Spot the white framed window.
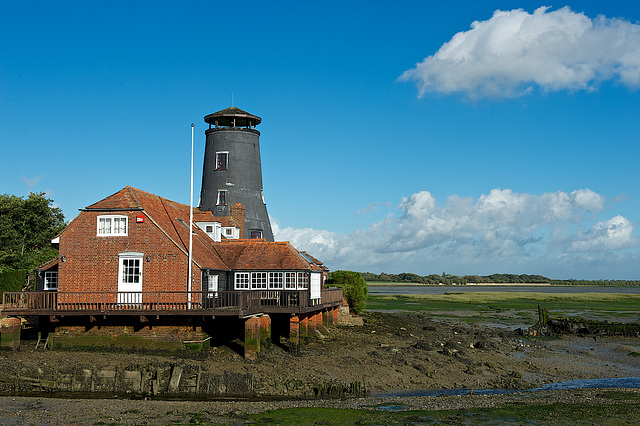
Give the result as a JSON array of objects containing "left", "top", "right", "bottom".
[
  {"left": 121, "top": 258, "right": 141, "bottom": 284},
  {"left": 235, "top": 272, "right": 250, "bottom": 289},
  {"left": 197, "top": 222, "right": 222, "bottom": 242},
  {"left": 251, "top": 272, "right": 267, "bottom": 289},
  {"left": 44, "top": 271, "right": 58, "bottom": 290},
  {"left": 222, "top": 227, "right": 239, "bottom": 239},
  {"left": 297, "top": 272, "right": 308, "bottom": 289},
  {"left": 285, "top": 272, "right": 297, "bottom": 290},
  {"left": 217, "top": 190, "right": 227, "bottom": 206},
  {"left": 216, "top": 151, "right": 229, "bottom": 170},
  {"left": 268, "top": 272, "right": 283, "bottom": 289},
  {"left": 97, "top": 215, "right": 128, "bottom": 236}
]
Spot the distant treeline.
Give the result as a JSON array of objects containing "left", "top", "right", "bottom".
[{"left": 361, "top": 272, "right": 640, "bottom": 286}]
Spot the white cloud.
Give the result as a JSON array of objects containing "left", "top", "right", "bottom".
[
  {"left": 568, "top": 215, "right": 635, "bottom": 252},
  {"left": 273, "top": 188, "right": 638, "bottom": 278},
  {"left": 400, "top": 6, "right": 640, "bottom": 99}
]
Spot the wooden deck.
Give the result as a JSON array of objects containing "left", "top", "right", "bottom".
[{"left": 1, "top": 288, "right": 343, "bottom": 317}]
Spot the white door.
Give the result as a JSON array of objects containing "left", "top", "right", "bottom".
[
  {"left": 207, "top": 272, "right": 218, "bottom": 299},
  {"left": 118, "top": 254, "right": 143, "bottom": 304},
  {"left": 310, "top": 272, "right": 321, "bottom": 301}
]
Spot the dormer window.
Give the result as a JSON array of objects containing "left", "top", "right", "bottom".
[
  {"left": 196, "top": 222, "right": 222, "bottom": 242},
  {"left": 97, "top": 215, "right": 128, "bottom": 236},
  {"left": 249, "top": 229, "right": 262, "bottom": 239}
]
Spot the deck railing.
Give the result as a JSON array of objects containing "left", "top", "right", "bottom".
[{"left": 1, "top": 288, "right": 343, "bottom": 315}]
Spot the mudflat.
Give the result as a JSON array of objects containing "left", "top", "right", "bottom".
[{"left": 1, "top": 311, "right": 639, "bottom": 424}]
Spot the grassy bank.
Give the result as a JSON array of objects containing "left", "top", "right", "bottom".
[
  {"left": 367, "top": 292, "right": 640, "bottom": 324},
  {"left": 244, "top": 390, "right": 640, "bottom": 425}
]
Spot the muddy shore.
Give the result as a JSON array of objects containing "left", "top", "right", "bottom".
[{"left": 1, "top": 311, "right": 639, "bottom": 423}]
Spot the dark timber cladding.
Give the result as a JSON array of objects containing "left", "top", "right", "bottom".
[{"left": 200, "top": 106, "right": 274, "bottom": 241}]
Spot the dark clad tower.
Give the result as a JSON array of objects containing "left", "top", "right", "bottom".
[{"left": 199, "top": 106, "right": 274, "bottom": 241}]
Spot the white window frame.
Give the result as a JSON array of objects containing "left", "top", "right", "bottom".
[
  {"left": 285, "top": 272, "right": 297, "bottom": 290},
  {"left": 268, "top": 272, "right": 283, "bottom": 289},
  {"left": 44, "top": 271, "right": 58, "bottom": 291},
  {"left": 217, "top": 190, "right": 227, "bottom": 206},
  {"left": 215, "top": 151, "right": 229, "bottom": 170},
  {"left": 222, "top": 227, "right": 239, "bottom": 239},
  {"left": 251, "top": 272, "right": 267, "bottom": 289},
  {"left": 197, "top": 221, "right": 222, "bottom": 242},
  {"left": 234, "top": 272, "right": 250, "bottom": 290},
  {"left": 297, "top": 272, "right": 309, "bottom": 289},
  {"left": 97, "top": 215, "right": 128, "bottom": 236}
]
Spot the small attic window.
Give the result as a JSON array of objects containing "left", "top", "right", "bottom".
[
  {"left": 249, "top": 229, "right": 262, "bottom": 239},
  {"left": 97, "top": 215, "right": 128, "bottom": 236},
  {"left": 197, "top": 222, "right": 221, "bottom": 242}
]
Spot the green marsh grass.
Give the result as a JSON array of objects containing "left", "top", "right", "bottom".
[
  {"left": 244, "top": 394, "right": 640, "bottom": 425},
  {"left": 367, "top": 292, "right": 640, "bottom": 323}
]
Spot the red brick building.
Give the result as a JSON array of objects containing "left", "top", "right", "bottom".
[
  {"left": 3, "top": 186, "right": 341, "bottom": 357},
  {"left": 36, "top": 186, "right": 328, "bottom": 299}
]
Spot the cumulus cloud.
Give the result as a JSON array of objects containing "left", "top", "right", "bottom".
[
  {"left": 400, "top": 6, "right": 640, "bottom": 98},
  {"left": 273, "top": 188, "right": 638, "bottom": 278}
]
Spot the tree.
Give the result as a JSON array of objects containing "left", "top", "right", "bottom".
[
  {"left": 327, "top": 270, "right": 368, "bottom": 314},
  {"left": 0, "top": 193, "right": 65, "bottom": 289}
]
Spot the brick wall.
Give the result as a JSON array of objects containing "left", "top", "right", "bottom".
[
  {"left": 230, "top": 203, "right": 245, "bottom": 237},
  {"left": 58, "top": 211, "right": 200, "bottom": 296}
]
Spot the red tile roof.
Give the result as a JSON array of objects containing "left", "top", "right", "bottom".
[
  {"left": 76, "top": 186, "right": 327, "bottom": 273},
  {"left": 84, "top": 186, "right": 143, "bottom": 210},
  {"left": 216, "top": 240, "right": 314, "bottom": 270}
]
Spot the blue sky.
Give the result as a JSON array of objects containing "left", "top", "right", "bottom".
[{"left": 2, "top": 1, "right": 639, "bottom": 279}]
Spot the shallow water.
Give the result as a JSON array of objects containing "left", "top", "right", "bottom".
[
  {"left": 375, "top": 376, "right": 640, "bottom": 398},
  {"left": 369, "top": 285, "right": 640, "bottom": 296}
]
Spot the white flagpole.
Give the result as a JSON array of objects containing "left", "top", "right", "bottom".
[{"left": 188, "top": 123, "right": 194, "bottom": 309}]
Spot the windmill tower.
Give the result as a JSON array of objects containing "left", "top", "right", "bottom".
[{"left": 199, "top": 106, "right": 274, "bottom": 241}]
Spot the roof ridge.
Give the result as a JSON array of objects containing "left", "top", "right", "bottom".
[{"left": 126, "top": 186, "right": 144, "bottom": 209}]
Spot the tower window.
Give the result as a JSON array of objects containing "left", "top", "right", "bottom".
[
  {"left": 250, "top": 229, "right": 263, "bottom": 239},
  {"left": 216, "top": 152, "right": 228, "bottom": 170},
  {"left": 217, "top": 190, "right": 227, "bottom": 206}
]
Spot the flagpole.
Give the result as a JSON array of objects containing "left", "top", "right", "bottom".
[{"left": 188, "top": 123, "right": 194, "bottom": 309}]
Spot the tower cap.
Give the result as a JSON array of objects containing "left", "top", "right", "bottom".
[{"left": 204, "top": 106, "right": 262, "bottom": 127}]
